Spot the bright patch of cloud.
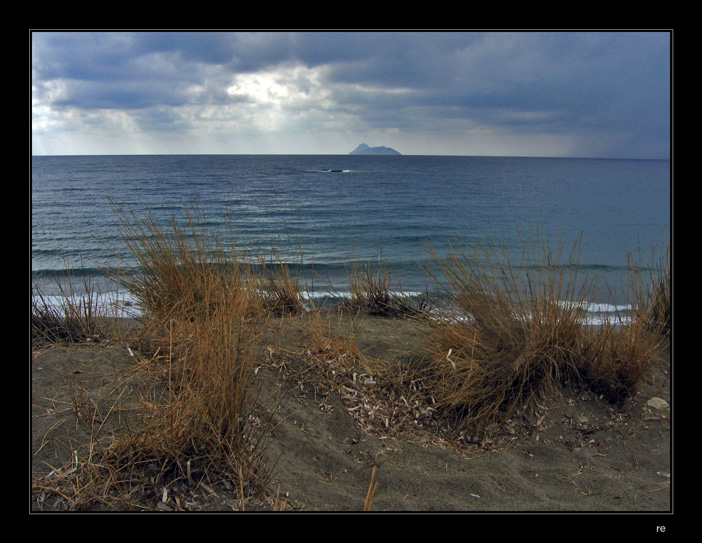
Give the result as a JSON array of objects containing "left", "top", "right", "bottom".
[{"left": 31, "top": 31, "right": 671, "bottom": 158}]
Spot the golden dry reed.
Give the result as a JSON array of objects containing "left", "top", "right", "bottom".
[
  {"left": 419, "top": 230, "right": 669, "bottom": 432},
  {"left": 33, "top": 203, "right": 280, "bottom": 509},
  {"left": 31, "top": 265, "right": 104, "bottom": 344},
  {"left": 343, "top": 251, "right": 427, "bottom": 317}
]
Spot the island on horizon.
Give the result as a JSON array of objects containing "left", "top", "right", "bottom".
[{"left": 349, "top": 143, "right": 401, "bottom": 156}]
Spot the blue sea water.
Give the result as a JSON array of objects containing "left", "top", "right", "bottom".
[{"left": 31, "top": 154, "right": 670, "bottom": 321}]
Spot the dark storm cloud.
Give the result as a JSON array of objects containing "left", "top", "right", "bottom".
[
  {"left": 32, "top": 31, "right": 671, "bottom": 158},
  {"left": 321, "top": 31, "right": 670, "bottom": 135},
  {"left": 299, "top": 31, "right": 670, "bottom": 144},
  {"left": 33, "top": 31, "right": 670, "bottom": 114}
]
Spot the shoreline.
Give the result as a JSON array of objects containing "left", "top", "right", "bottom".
[{"left": 32, "top": 286, "right": 636, "bottom": 328}]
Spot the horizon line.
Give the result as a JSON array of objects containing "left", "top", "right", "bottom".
[{"left": 31, "top": 152, "right": 671, "bottom": 161}]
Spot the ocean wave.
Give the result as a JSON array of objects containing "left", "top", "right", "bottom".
[
  {"left": 31, "top": 290, "right": 140, "bottom": 319},
  {"left": 32, "top": 285, "right": 631, "bottom": 327},
  {"left": 31, "top": 288, "right": 428, "bottom": 319}
]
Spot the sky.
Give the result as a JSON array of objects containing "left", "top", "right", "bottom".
[{"left": 31, "top": 31, "right": 671, "bottom": 159}]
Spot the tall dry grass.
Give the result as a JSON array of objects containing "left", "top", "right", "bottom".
[
  {"left": 630, "top": 242, "right": 671, "bottom": 339},
  {"left": 112, "top": 202, "right": 304, "bottom": 322},
  {"left": 31, "top": 270, "right": 104, "bottom": 345},
  {"left": 343, "top": 252, "right": 427, "bottom": 317},
  {"left": 90, "top": 203, "right": 275, "bottom": 507},
  {"left": 111, "top": 202, "right": 244, "bottom": 321},
  {"left": 420, "top": 233, "right": 590, "bottom": 429},
  {"left": 254, "top": 246, "right": 306, "bottom": 317},
  {"left": 32, "top": 203, "right": 282, "bottom": 509},
  {"left": 104, "top": 286, "right": 271, "bottom": 505},
  {"left": 577, "top": 241, "right": 670, "bottom": 403},
  {"left": 419, "top": 231, "right": 669, "bottom": 432}
]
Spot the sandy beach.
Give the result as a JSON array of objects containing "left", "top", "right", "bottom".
[{"left": 31, "top": 309, "right": 671, "bottom": 519}]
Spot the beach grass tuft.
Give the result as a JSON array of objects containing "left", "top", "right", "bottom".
[
  {"left": 103, "top": 285, "right": 272, "bottom": 506},
  {"left": 254, "top": 246, "right": 307, "bottom": 317},
  {"left": 418, "top": 231, "right": 668, "bottom": 432},
  {"left": 31, "top": 270, "right": 104, "bottom": 345},
  {"left": 419, "top": 233, "right": 589, "bottom": 430},
  {"left": 632, "top": 242, "right": 671, "bottom": 339},
  {"left": 577, "top": 242, "right": 670, "bottom": 403},
  {"left": 342, "top": 252, "right": 428, "bottom": 317},
  {"left": 69, "top": 202, "right": 276, "bottom": 508}
]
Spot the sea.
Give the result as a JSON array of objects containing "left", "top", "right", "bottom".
[{"left": 31, "top": 154, "right": 671, "bottom": 324}]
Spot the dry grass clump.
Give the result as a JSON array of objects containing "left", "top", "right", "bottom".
[
  {"left": 101, "top": 288, "right": 271, "bottom": 509},
  {"left": 648, "top": 279, "right": 671, "bottom": 338},
  {"left": 31, "top": 273, "right": 104, "bottom": 345},
  {"left": 33, "top": 203, "right": 282, "bottom": 510},
  {"left": 421, "top": 234, "right": 589, "bottom": 431},
  {"left": 111, "top": 203, "right": 247, "bottom": 321},
  {"left": 112, "top": 202, "right": 306, "bottom": 321},
  {"left": 342, "top": 253, "right": 427, "bottom": 317},
  {"left": 255, "top": 249, "right": 306, "bottom": 317},
  {"left": 419, "top": 232, "right": 668, "bottom": 433},
  {"left": 632, "top": 243, "right": 671, "bottom": 339},
  {"left": 577, "top": 243, "right": 670, "bottom": 403},
  {"left": 302, "top": 310, "right": 361, "bottom": 372},
  {"left": 577, "top": 319, "right": 664, "bottom": 404},
  {"left": 104, "top": 204, "right": 276, "bottom": 508}
]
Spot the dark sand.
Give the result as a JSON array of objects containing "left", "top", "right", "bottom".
[{"left": 31, "top": 312, "right": 672, "bottom": 522}]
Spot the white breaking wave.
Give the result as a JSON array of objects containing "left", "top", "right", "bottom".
[
  {"left": 31, "top": 291, "right": 141, "bottom": 319},
  {"left": 557, "top": 300, "right": 633, "bottom": 325},
  {"left": 427, "top": 299, "right": 633, "bottom": 327},
  {"left": 33, "top": 289, "right": 632, "bottom": 327}
]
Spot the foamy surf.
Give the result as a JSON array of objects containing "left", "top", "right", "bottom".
[
  {"left": 557, "top": 300, "right": 633, "bottom": 325},
  {"left": 425, "top": 299, "right": 633, "bottom": 327},
  {"left": 33, "top": 288, "right": 632, "bottom": 327},
  {"left": 31, "top": 291, "right": 141, "bottom": 319}
]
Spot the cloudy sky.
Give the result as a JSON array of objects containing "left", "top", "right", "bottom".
[{"left": 31, "top": 31, "right": 671, "bottom": 159}]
